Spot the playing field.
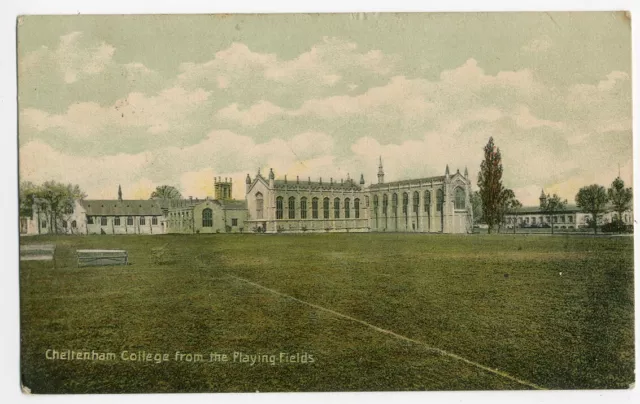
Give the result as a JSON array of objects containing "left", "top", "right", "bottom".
[{"left": 19, "top": 233, "right": 634, "bottom": 393}]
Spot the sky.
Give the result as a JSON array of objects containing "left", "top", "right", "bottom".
[{"left": 17, "top": 12, "right": 632, "bottom": 205}]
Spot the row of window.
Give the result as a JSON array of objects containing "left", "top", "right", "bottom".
[
  {"left": 371, "top": 188, "right": 466, "bottom": 214},
  {"left": 40, "top": 220, "right": 77, "bottom": 229},
  {"left": 87, "top": 216, "right": 159, "bottom": 226},
  {"left": 272, "top": 196, "right": 362, "bottom": 220},
  {"left": 168, "top": 209, "right": 239, "bottom": 228},
  {"left": 507, "top": 215, "right": 574, "bottom": 225}
]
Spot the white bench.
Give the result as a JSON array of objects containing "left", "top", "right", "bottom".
[
  {"left": 20, "top": 244, "right": 56, "bottom": 261},
  {"left": 77, "top": 249, "right": 129, "bottom": 267}
]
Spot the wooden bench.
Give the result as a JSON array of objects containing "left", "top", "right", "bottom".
[
  {"left": 77, "top": 249, "right": 128, "bottom": 267},
  {"left": 20, "top": 244, "right": 56, "bottom": 261}
]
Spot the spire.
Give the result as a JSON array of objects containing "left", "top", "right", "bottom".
[
  {"left": 377, "top": 156, "right": 385, "bottom": 184},
  {"left": 245, "top": 174, "right": 251, "bottom": 184},
  {"left": 360, "top": 173, "right": 365, "bottom": 185},
  {"left": 117, "top": 185, "right": 122, "bottom": 201},
  {"left": 445, "top": 164, "right": 450, "bottom": 176},
  {"left": 464, "top": 166, "right": 469, "bottom": 178},
  {"left": 268, "top": 168, "right": 275, "bottom": 180}
]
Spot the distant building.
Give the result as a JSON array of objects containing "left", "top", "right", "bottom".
[
  {"left": 244, "top": 160, "right": 473, "bottom": 234},
  {"left": 503, "top": 189, "right": 633, "bottom": 230}
]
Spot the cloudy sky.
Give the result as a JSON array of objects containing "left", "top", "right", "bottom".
[{"left": 17, "top": 12, "right": 631, "bottom": 205}]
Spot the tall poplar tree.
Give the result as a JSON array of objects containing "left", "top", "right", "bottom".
[{"left": 477, "top": 137, "right": 504, "bottom": 234}]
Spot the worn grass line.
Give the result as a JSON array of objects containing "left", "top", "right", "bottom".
[{"left": 227, "top": 273, "right": 545, "bottom": 390}]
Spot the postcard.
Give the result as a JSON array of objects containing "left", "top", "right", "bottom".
[{"left": 17, "top": 12, "right": 634, "bottom": 393}]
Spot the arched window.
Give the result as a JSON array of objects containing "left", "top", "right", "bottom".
[
  {"left": 382, "top": 194, "right": 388, "bottom": 215},
  {"left": 255, "top": 192, "right": 264, "bottom": 219},
  {"left": 71, "top": 220, "right": 77, "bottom": 229},
  {"left": 323, "top": 198, "right": 330, "bottom": 219},
  {"left": 312, "top": 197, "right": 319, "bottom": 219},
  {"left": 334, "top": 198, "right": 341, "bottom": 219},
  {"left": 127, "top": 216, "right": 133, "bottom": 226},
  {"left": 373, "top": 195, "right": 379, "bottom": 212},
  {"left": 392, "top": 193, "right": 398, "bottom": 215},
  {"left": 424, "top": 191, "right": 431, "bottom": 212},
  {"left": 454, "top": 187, "right": 465, "bottom": 210},
  {"left": 436, "top": 189, "right": 444, "bottom": 212},
  {"left": 276, "top": 197, "right": 283, "bottom": 220},
  {"left": 413, "top": 191, "right": 419, "bottom": 213},
  {"left": 354, "top": 198, "right": 360, "bottom": 219},
  {"left": 344, "top": 198, "right": 350, "bottom": 219},
  {"left": 300, "top": 197, "right": 307, "bottom": 219},
  {"left": 288, "top": 196, "right": 296, "bottom": 219},
  {"left": 202, "top": 208, "right": 213, "bottom": 227},
  {"left": 402, "top": 192, "right": 409, "bottom": 214}
]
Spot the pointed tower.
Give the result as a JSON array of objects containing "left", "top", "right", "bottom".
[
  {"left": 360, "top": 173, "right": 365, "bottom": 185},
  {"left": 245, "top": 174, "right": 252, "bottom": 194},
  {"left": 377, "top": 156, "right": 385, "bottom": 184},
  {"left": 539, "top": 189, "right": 547, "bottom": 206},
  {"left": 117, "top": 185, "right": 123, "bottom": 201},
  {"left": 464, "top": 166, "right": 469, "bottom": 179},
  {"left": 268, "top": 168, "right": 275, "bottom": 188},
  {"left": 445, "top": 164, "right": 450, "bottom": 179}
]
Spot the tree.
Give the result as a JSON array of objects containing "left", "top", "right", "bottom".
[
  {"left": 495, "top": 188, "right": 522, "bottom": 234},
  {"left": 29, "top": 181, "right": 86, "bottom": 234},
  {"left": 477, "top": 137, "right": 504, "bottom": 234},
  {"left": 607, "top": 177, "right": 632, "bottom": 226},
  {"left": 576, "top": 185, "right": 609, "bottom": 234},
  {"left": 470, "top": 191, "right": 484, "bottom": 224},
  {"left": 540, "top": 193, "right": 567, "bottom": 235},
  {"left": 150, "top": 185, "right": 182, "bottom": 200},
  {"left": 19, "top": 181, "right": 39, "bottom": 218}
]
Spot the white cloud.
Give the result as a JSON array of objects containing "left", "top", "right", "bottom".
[
  {"left": 216, "top": 101, "right": 285, "bottom": 127},
  {"left": 512, "top": 105, "right": 564, "bottom": 130}
]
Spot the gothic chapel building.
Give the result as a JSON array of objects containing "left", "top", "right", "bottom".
[{"left": 244, "top": 159, "right": 473, "bottom": 234}]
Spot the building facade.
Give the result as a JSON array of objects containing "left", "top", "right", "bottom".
[{"left": 244, "top": 160, "right": 474, "bottom": 234}]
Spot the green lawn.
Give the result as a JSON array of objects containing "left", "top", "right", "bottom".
[{"left": 19, "top": 233, "right": 634, "bottom": 393}]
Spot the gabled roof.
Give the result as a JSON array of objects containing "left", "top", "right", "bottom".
[
  {"left": 369, "top": 175, "right": 446, "bottom": 189},
  {"left": 80, "top": 200, "right": 164, "bottom": 216}
]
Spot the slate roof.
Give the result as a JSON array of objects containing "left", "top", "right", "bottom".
[
  {"left": 369, "top": 175, "right": 446, "bottom": 189},
  {"left": 219, "top": 200, "right": 247, "bottom": 210},
  {"left": 80, "top": 200, "right": 164, "bottom": 216}
]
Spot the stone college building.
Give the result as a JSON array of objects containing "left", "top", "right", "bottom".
[{"left": 21, "top": 159, "right": 474, "bottom": 235}]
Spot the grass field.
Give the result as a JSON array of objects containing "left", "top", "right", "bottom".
[{"left": 19, "top": 233, "right": 634, "bottom": 393}]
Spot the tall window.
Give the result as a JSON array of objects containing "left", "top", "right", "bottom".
[
  {"left": 365, "top": 196, "right": 369, "bottom": 207},
  {"left": 127, "top": 216, "right": 134, "bottom": 226},
  {"left": 114, "top": 217, "right": 121, "bottom": 226},
  {"left": 373, "top": 195, "right": 379, "bottom": 213},
  {"left": 413, "top": 191, "right": 419, "bottom": 213},
  {"left": 354, "top": 198, "right": 360, "bottom": 219},
  {"left": 62, "top": 220, "right": 67, "bottom": 229},
  {"left": 402, "top": 193, "right": 409, "bottom": 214},
  {"left": 41, "top": 220, "right": 47, "bottom": 228},
  {"left": 323, "top": 198, "right": 330, "bottom": 219},
  {"left": 382, "top": 194, "right": 388, "bottom": 215},
  {"left": 424, "top": 191, "right": 431, "bottom": 212},
  {"left": 300, "top": 197, "right": 307, "bottom": 219},
  {"left": 436, "top": 189, "right": 444, "bottom": 212},
  {"left": 454, "top": 187, "right": 466, "bottom": 209},
  {"left": 202, "top": 208, "right": 213, "bottom": 227},
  {"left": 140, "top": 216, "right": 146, "bottom": 225},
  {"left": 71, "top": 220, "right": 77, "bottom": 228},
  {"left": 232, "top": 218, "right": 238, "bottom": 226},
  {"left": 312, "top": 198, "right": 319, "bottom": 219},
  {"left": 87, "top": 216, "right": 94, "bottom": 224},
  {"left": 152, "top": 216, "right": 158, "bottom": 225},
  {"left": 392, "top": 193, "right": 398, "bottom": 216},
  {"left": 344, "top": 198, "right": 350, "bottom": 219},
  {"left": 334, "top": 198, "right": 340, "bottom": 219},
  {"left": 288, "top": 196, "right": 296, "bottom": 219},
  {"left": 101, "top": 216, "right": 107, "bottom": 226},
  {"left": 255, "top": 192, "right": 264, "bottom": 220},
  {"left": 276, "top": 197, "right": 283, "bottom": 220}
]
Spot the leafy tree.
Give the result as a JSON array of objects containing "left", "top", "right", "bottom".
[
  {"left": 19, "top": 181, "right": 39, "bottom": 218},
  {"left": 539, "top": 193, "right": 567, "bottom": 235},
  {"left": 470, "top": 191, "right": 484, "bottom": 224},
  {"left": 576, "top": 185, "right": 609, "bottom": 234},
  {"left": 477, "top": 137, "right": 504, "bottom": 234},
  {"left": 495, "top": 189, "right": 522, "bottom": 234},
  {"left": 607, "top": 177, "right": 632, "bottom": 226},
  {"left": 150, "top": 185, "right": 182, "bottom": 200},
  {"left": 27, "top": 181, "right": 86, "bottom": 234}
]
